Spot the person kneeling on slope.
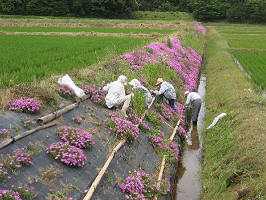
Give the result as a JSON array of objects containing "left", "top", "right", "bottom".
[{"left": 103, "top": 75, "right": 133, "bottom": 117}]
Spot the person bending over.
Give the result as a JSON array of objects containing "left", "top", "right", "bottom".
[
  {"left": 151, "top": 78, "right": 177, "bottom": 112},
  {"left": 129, "top": 78, "right": 153, "bottom": 107},
  {"left": 185, "top": 91, "right": 202, "bottom": 125}
]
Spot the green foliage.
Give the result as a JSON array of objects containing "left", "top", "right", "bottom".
[
  {"left": 131, "top": 90, "right": 147, "bottom": 117},
  {"left": 0, "top": 0, "right": 138, "bottom": 18},
  {"left": 146, "top": 111, "right": 163, "bottom": 128}
]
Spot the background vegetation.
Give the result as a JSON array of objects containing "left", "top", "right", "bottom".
[{"left": 0, "top": 0, "right": 266, "bottom": 23}]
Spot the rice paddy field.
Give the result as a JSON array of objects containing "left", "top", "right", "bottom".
[
  {"left": 0, "top": 28, "right": 157, "bottom": 88},
  {"left": 215, "top": 25, "right": 266, "bottom": 90}
]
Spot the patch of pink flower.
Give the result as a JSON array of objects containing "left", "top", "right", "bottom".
[
  {"left": 46, "top": 142, "right": 87, "bottom": 167},
  {"left": 120, "top": 169, "right": 170, "bottom": 199},
  {"left": 7, "top": 98, "right": 41, "bottom": 114},
  {"left": 105, "top": 112, "right": 139, "bottom": 142},
  {"left": 56, "top": 126, "right": 95, "bottom": 149}
]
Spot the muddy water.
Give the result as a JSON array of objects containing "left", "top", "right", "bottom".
[{"left": 175, "top": 74, "right": 206, "bottom": 200}]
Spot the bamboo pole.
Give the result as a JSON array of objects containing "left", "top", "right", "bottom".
[
  {"left": 37, "top": 102, "right": 79, "bottom": 125},
  {"left": 0, "top": 121, "right": 58, "bottom": 149},
  {"left": 14, "top": 121, "right": 58, "bottom": 141},
  {"left": 0, "top": 138, "right": 14, "bottom": 149},
  {"left": 154, "top": 119, "right": 181, "bottom": 200},
  {"left": 36, "top": 94, "right": 91, "bottom": 126},
  {"left": 83, "top": 97, "right": 156, "bottom": 200},
  {"left": 83, "top": 139, "right": 126, "bottom": 200}
]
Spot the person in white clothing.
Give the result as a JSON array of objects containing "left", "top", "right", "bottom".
[
  {"left": 129, "top": 78, "right": 152, "bottom": 107},
  {"left": 185, "top": 91, "right": 202, "bottom": 125},
  {"left": 103, "top": 75, "right": 132, "bottom": 117}
]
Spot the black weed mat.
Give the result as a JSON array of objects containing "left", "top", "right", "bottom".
[{"left": 0, "top": 98, "right": 179, "bottom": 200}]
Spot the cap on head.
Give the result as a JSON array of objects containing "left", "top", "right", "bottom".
[
  {"left": 185, "top": 91, "right": 189, "bottom": 96},
  {"left": 156, "top": 78, "right": 163, "bottom": 86},
  {"left": 129, "top": 79, "right": 140, "bottom": 88},
  {"left": 118, "top": 75, "right": 127, "bottom": 86}
]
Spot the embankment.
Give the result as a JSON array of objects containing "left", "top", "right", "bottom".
[{"left": 202, "top": 28, "right": 266, "bottom": 199}]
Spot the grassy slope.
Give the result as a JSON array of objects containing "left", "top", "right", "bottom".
[{"left": 202, "top": 28, "right": 266, "bottom": 199}]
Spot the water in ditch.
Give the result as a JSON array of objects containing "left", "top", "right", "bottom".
[{"left": 174, "top": 74, "right": 206, "bottom": 200}]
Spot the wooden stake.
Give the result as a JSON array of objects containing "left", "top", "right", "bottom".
[{"left": 83, "top": 139, "right": 126, "bottom": 200}]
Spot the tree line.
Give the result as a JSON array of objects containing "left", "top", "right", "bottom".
[{"left": 0, "top": 0, "right": 265, "bottom": 23}]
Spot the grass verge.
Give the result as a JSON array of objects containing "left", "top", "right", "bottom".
[{"left": 202, "top": 28, "right": 266, "bottom": 199}]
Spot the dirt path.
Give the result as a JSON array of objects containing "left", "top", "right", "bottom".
[{"left": 0, "top": 30, "right": 165, "bottom": 38}]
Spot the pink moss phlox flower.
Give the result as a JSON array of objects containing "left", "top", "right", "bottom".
[
  {"left": 120, "top": 169, "right": 170, "bottom": 199},
  {"left": 0, "top": 190, "right": 22, "bottom": 200},
  {"left": 81, "top": 84, "right": 107, "bottom": 105},
  {"left": 120, "top": 37, "right": 204, "bottom": 96},
  {"left": 126, "top": 108, "right": 141, "bottom": 125},
  {"left": 56, "top": 84, "right": 76, "bottom": 99},
  {"left": 46, "top": 142, "right": 87, "bottom": 167},
  {"left": 12, "top": 148, "right": 34, "bottom": 166},
  {"left": 105, "top": 112, "right": 139, "bottom": 142},
  {"left": 194, "top": 23, "right": 206, "bottom": 36},
  {"left": 0, "top": 129, "right": 10, "bottom": 134},
  {"left": 6, "top": 98, "right": 41, "bottom": 114},
  {"left": 56, "top": 126, "right": 95, "bottom": 149}
]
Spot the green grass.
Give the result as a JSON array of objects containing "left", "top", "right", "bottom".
[
  {"left": 202, "top": 27, "right": 266, "bottom": 199},
  {"left": 0, "top": 26, "right": 176, "bottom": 34},
  {"left": 0, "top": 35, "right": 153, "bottom": 87}
]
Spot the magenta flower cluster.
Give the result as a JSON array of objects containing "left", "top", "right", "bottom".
[
  {"left": 12, "top": 183, "right": 38, "bottom": 199},
  {"left": 194, "top": 23, "right": 206, "bottom": 36},
  {"left": 21, "top": 118, "right": 35, "bottom": 130},
  {"left": 56, "top": 84, "right": 76, "bottom": 99},
  {"left": 105, "top": 112, "right": 139, "bottom": 142},
  {"left": 148, "top": 130, "right": 179, "bottom": 161},
  {"left": 6, "top": 98, "right": 41, "bottom": 114},
  {"left": 12, "top": 148, "right": 34, "bottom": 167},
  {"left": 120, "top": 38, "right": 202, "bottom": 93},
  {"left": 81, "top": 84, "right": 107, "bottom": 105},
  {"left": 1, "top": 148, "right": 35, "bottom": 172},
  {"left": 72, "top": 115, "right": 85, "bottom": 125},
  {"left": 126, "top": 107, "right": 141, "bottom": 125},
  {"left": 0, "top": 128, "right": 10, "bottom": 139},
  {"left": 46, "top": 142, "right": 87, "bottom": 167},
  {"left": 120, "top": 169, "right": 170, "bottom": 200},
  {"left": 56, "top": 126, "right": 95, "bottom": 149},
  {"left": 0, "top": 190, "right": 21, "bottom": 200}
]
